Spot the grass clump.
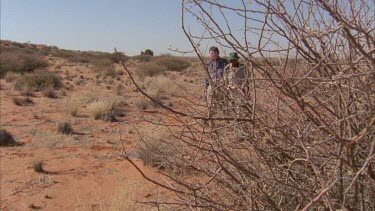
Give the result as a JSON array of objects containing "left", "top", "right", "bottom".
[
  {"left": 88, "top": 99, "right": 114, "bottom": 120},
  {"left": 12, "top": 97, "right": 34, "bottom": 106},
  {"left": 64, "top": 95, "right": 82, "bottom": 116},
  {"left": 14, "top": 72, "right": 62, "bottom": 91},
  {"left": 32, "top": 158, "right": 46, "bottom": 173},
  {"left": 57, "top": 121, "right": 73, "bottom": 134},
  {"left": 0, "top": 129, "right": 22, "bottom": 146}
]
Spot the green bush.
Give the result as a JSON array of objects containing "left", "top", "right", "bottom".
[{"left": 141, "top": 49, "right": 154, "bottom": 56}]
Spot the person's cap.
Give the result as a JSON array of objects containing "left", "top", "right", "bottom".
[{"left": 228, "top": 52, "right": 240, "bottom": 61}]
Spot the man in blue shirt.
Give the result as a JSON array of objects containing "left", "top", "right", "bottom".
[{"left": 205, "top": 46, "right": 228, "bottom": 117}]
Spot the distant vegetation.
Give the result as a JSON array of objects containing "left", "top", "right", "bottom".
[
  {"left": 135, "top": 55, "right": 191, "bottom": 78},
  {"left": 0, "top": 40, "right": 128, "bottom": 78}
]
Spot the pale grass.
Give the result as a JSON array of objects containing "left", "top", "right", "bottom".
[
  {"left": 64, "top": 94, "right": 84, "bottom": 116},
  {"left": 108, "top": 181, "right": 143, "bottom": 211},
  {"left": 4, "top": 72, "right": 20, "bottom": 83},
  {"left": 145, "top": 76, "right": 179, "bottom": 100},
  {"left": 88, "top": 98, "right": 114, "bottom": 120}
]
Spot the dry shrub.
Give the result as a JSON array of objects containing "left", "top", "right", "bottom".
[
  {"left": 145, "top": 76, "right": 179, "bottom": 107},
  {"left": 57, "top": 121, "right": 73, "bottom": 134},
  {"left": 0, "top": 129, "right": 22, "bottom": 146},
  {"left": 91, "top": 58, "right": 117, "bottom": 78},
  {"left": 13, "top": 72, "right": 62, "bottom": 91},
  {"left": 135, "top": 63, "right": 165, "bottom": 78},
  {"left": 136, "top": 126, "right": 178, "bottom": 170},
  {"left": 12, "top": 97, "right": 34, "bottom": 106}
]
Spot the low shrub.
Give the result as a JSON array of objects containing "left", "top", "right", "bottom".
[
  {"left": 13, "top": 72, "right": 62, "bottom": 91},
  {"left": 137, "top": 127, "right": 178, "bottom": 170}
]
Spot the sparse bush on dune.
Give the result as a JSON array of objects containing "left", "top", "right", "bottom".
[
  {"left": 13, "top": 71, "right": 62, "bottom": 91},
  {"left": 0, "top": 51, "right": 48, "bottom": 78},
  {"left": 133, "top": 56, "right": 191, "bottom": 78}
]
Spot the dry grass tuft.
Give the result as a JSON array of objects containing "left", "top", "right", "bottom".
[
  {"left": 64, "top": 95, "right": 83, "bottom": 116},
  {"left": 32, "top": 158, "right": 45, "bottom": 173},
  {"left": 88, "top": 99, "right": 115, "bottom": 120},
  {"left": 57, "top": 121, "right": 73, "bottom": 134}
]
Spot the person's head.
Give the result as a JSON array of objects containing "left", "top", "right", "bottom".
[
  {"left": 228, "top": 52, "right": 240, "bottom": 66},
  {"left": 209, "top": 46, "right": 220, "bottom": 61}
]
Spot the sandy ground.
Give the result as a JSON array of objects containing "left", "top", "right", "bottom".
[{"left": 0, "top": 56, "right": 203, "bottom": 210}]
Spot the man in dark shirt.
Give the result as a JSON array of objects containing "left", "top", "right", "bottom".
[{"left": 204, "top": 46, "right": 228, "bottom": 117}]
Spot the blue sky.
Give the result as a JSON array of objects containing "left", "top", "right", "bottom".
[{"left": 1, "top": 0, "right": 193, "bottom": 55}]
